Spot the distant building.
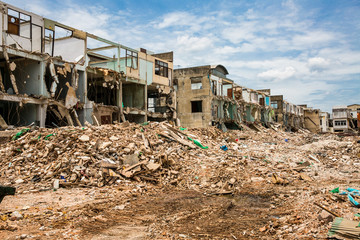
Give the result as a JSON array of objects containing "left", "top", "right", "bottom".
[
  {"left": 332, "top": 106, "right": 351, "bottom": 132},
  {"left": 347, "top": 104, "right": 360, "bottom": 129},
  {"left": 173, "top": 65, "right": 240, "bottom": 128},
  {"left": 302, "top": 106, "right": 321, "bottom": 133},
  {"left": 270, "top": 96, "right": 304, "bottom": 131},
  {"left": 319, "top": 112, "right": 330, "bottom": 133}
]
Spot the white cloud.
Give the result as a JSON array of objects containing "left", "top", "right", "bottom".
[
  {"left": 222, "top": 21, "right": 257, "bottom": 44},
  {"left": 156, "top": 12, "right": 194, "bottom": 29},
  {"left": 292, "top": 31, "right": 336, "bottom": 48},
  {"left": 176, "top": 35, "right": 214, "bottom": 51},
  {"left": 257, "top": 66, "right": 296, "bottom": 81},
  {"left": 307, "top": 57, "right": 331, "bottom": 71}
]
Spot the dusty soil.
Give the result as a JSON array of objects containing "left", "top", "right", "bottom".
[{"left": 0, "top": 186, "right": 288, "bottom": 239}]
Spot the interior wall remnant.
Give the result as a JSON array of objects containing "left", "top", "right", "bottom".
[
  {"left": 0, "top": 101, "right": 37, "bottom": 126},
  {"left": 12, "top": 59, "right": 48, "bottom": 96},
  {"left": 92, "top": 105, "right": 118, "bottom": 125},
  {"left": 87, "top": 71, "right": 118, "bottom": 106},
  {"left": 123, "top": 83, "right": 145, "bottom": 109}
]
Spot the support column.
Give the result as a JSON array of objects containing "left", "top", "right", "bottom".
[
  {"left": 117, "top": 80, "right": 125, "bottom": 122},
  {"left": 144, "top": 83, "right": 148, "bottom": 122},
  {"left": 37, "top": 104, "right": 48, "bottom": 128}
]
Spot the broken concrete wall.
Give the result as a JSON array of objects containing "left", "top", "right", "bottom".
[
  {"left": 12, "top": 60, "right": 48, "bottom": 96},
  {"left": 92, "top": 104, "right": 118, "bottom": 125},
  {"left": 245, "top": 105, "right": 255, "bottom": 122},
  {"left": 304, "top": 108, "right": 320, "bottom": 133},
  {"left": 174, "top": 66, "right": 213, "bottom": 128},
  {"left": 242, "top": 90, "right": 250, "bottom": 102},
  {"left": 151, "top": 51, "right": 173, "bottom": 62},
  {"left": 123, "top": 83, "right": 145, "bottom": 110}
]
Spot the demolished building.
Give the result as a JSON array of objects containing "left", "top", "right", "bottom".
[
  {"left": 302, "top": 106, "right": 321, "bottom": 133},
  {"left": 173, "top": 65, "right": 276, "bottom": 130},
  {"left": 173, "top": 65, "right": 240, "bottom": 128},
  {"left": 233, "top": 86, "right": 274, "bottom": 128},
  {"left": 347, "top": 104, "right": 360, "bottom": 130},
  {"left": 332, "top": 105, "right": 352, "bottom": 132},
  {"left": 0, "top": 3, "right": 86, "bottom": 128},
  {"left": 0, "top": 2, "right": 175, "bottom": 129},
  {"left": 270, "top": 95, "right": 304, "bottom": 131}
]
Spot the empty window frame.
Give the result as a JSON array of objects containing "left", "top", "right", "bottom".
[
  {"left": 155, "top": 60, "right": 168, "bottom": 77},
  {"left": 227, "top": 88, "right": 233, "bottom": 98},
  {"left": 7, "top": 8, "right": 31, "bottom": 38},
  {"left": 191, "top": 101, "right": 202, "bottom": 113},
  {"left": 334, "top": 120, "right": 346, "bottom": 126},
  {"left": 126, "top": 50, "right": 138, "bottom": 69},
  {"left": 54, "top": 25, "right": 72, "bottom": 39},
  {"left": 191, "top": 77, "right": 202, "bottom": 90},
  {"left": 271, "top": 101, "right": 278, "bottom": 109},
  {"left": 259, "top": 97, "right": 265, "bottom": 106},
  {"left": 211, "top": 80, "right": 217, "bottom": 95}
]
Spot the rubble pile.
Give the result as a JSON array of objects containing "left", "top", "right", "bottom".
[
  {"left": 0, "top": 121, "right": 206, "bottom": 190},
  {"left": 0, "top": 121, "right": 359, "bottom": 239}
]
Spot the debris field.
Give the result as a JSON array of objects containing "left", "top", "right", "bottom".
[{"left": 0, "top": 121, "right": 359, "bottom": 239}]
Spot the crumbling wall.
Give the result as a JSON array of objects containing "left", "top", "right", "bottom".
[
  {"left": 123, "top": 83, "right": 145, "bottom": 110},
  {"left": 304, "top": 109, "right": 320, "bottom": 133},
  {"left": 174, "top": 67, "right": 213, "bottom": 128}
]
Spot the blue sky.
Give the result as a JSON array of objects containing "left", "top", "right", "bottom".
[{"left": 4, "top": 0, "right": 360, "bottom": 112}]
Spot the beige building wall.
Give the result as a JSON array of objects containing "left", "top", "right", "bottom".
[
  {"left": 304, "top": 109, "right": 320, "bottom": 133},
  {"left": 174, "top": 67, "right": 213, "bottom": 128}
]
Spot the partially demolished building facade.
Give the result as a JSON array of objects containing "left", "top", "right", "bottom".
[
  {"left": 270, "top": 95, "right": 304, "bottom": 131},
  {"left": 332, "top": 106, "right": 351, "bottom": 132},
  {"left": 173, "top": 65, "right": 240, "bottom": 128},
  {"left": 0, "top": 2, "right": 175, "bottom": 129},
  {"left": 235, "top": 87, "right": 273, "bottom": 127},
  {"left": 173, "top": 65, "right": 275, "bottom": 129}
]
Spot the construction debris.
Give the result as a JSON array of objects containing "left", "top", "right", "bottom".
[{"left": 0, "top": 121, "right": 359, "bottom": 239}]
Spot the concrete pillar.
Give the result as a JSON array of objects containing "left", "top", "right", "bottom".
[
  {"left": 36, "top": 104, "right": 47, "bottom": 128},
  {"left": 144, "top": 83, "right": 148, "bottom": 122}
]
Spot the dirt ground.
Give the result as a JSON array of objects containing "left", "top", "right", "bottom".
[{"left": 0, "top": 185, "right": 286, "bottom": 239}]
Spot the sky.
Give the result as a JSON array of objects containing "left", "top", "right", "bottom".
[{"left": 4, "top": 0, "right": 360, "bottom": 112}]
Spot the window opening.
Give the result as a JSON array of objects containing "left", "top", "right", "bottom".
[
  {"left": 211, "top": 80, "right": 217, "bottom": 95},
  {"left": 7, "top": 8, "right": 31, "bottom": 38},
  {"left": 271, "top": 101, "right": 278, "bottom": 109},
  {"left": 191, "top": 77, "right": 202, "bottom": 90},
  {"left": 155, "top": 59, "right": 168, "bottom": 77},
  {"left": 126, "top": 50, "right": 138, "bottom": 69},
  {"left": 191, "top": 101, "right": 202, "bottom": 113},
  {"left": 334, "top": 120, "right": 346, "bottom": 126},
  {"left": 54, "top": 25, "right": 72, "bottom": 39}
]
